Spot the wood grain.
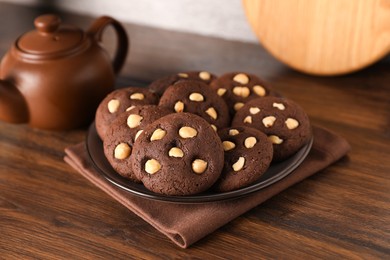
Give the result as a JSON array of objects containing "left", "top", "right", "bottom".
[
  {"left": 243, "top": 0, "right": 390, "bottom": 75},
  {"left": 0, "top": 3, "right": 389, "bottom": 259}
]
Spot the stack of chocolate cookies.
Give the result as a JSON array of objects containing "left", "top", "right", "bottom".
[{"left": 95, "top": 71, "right": 312, "bottom": 195}]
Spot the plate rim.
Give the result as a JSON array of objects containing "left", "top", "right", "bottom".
[{"left": 86, "top": 122, "right": 313, "bottom": 204}]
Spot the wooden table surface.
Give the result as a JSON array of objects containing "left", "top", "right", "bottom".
[{"left": 0, "top": 3, "right": 389, "bottom": 259}]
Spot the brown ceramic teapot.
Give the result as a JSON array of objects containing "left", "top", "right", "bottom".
[{"left": 0, "top": 14, "right": 128, "bottom": 130}]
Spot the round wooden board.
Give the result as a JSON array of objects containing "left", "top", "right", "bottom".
[{"left": 242, "top": 0, "right": 390, "bottom": 75}]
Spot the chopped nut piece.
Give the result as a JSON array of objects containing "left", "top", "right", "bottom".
[
  {"left": 233, "top": 73, "right": 249, "bottom": 84},
  {"left": 192, "top": 159, "right": 208, "bottom": 174},
  {"left": 234, "top": 102, "right": 245, "bottom": 111},
  {"left": 205, "top": 107, "right": 218, "bottom": 120},
  {"left": 222, "top": 141, "right": 236, "bottom": 151},
  {"left": 233, "top": 87, "right": 241, "bottom": 96},
  {"left": 285, "top": 118, "right": 299, "bottom": 129},
  {"left": 168, "top": 147, "right": 184, "bottom": 158},
  {"left": 199, "top": 71, "right": 211, "bottom": 80},
  {"left": 229, "top": 129, "right": 240, "bottom": 136},
  {"left": 253, "top": 85, "right": 266, "bottom": 96},
  {"left": 232, "top": 157, "right": 245, "bottom": 171},
  {"left": 178, "top": 73, "right": 188, "bottom": 78},
  {"left": 145, "top": 159, "right": 161, "bottom": 174},
  {"left": 268, "top": 135, "right": 283, "bottom": 144},
  {"left": 174, "top": 101, "right": 185, "bottom": 112},
  {"left": 217, "top": 88, "right": 227, "bottom": 96},
  {"left": 179, "top": 126, "right": 198, "bottom": 138},
  {"left": 249, "top": 107, "right": 261, "bottom": 114},
  {"left": 262, "top": 116, "right": 276, "bottom": 127},
  {"left": 107, "top": 99, "right": 120, "bottom": 113},
  {"left": 244, "top": 137, "right": 257, "bottom": 148},
  {"left": 114, "top": 143, "right": 131, "bottom": 159},
  {"left": 243, "top": 116, "right": 252, "bottom": 124},
  {"left": 273, "top": 102, "right": 285, "bottom": 110},
  {"left": 130, "top": 93, "right": 145, "bottom": 100},
  {"left": 126, "top": 105, "right": 135, "bottom": 111},
  {"left": 127, "top": 114, "right": 143, "bottom": 128},
  {"left": 189, "top": 93, "right": 204, "bottom": 102},
  {"left": 211, "top": 124, "right": 218, "bottom": 131},
  {"left": 150, "top": 128, "right": 166, "bottom": 141},
  {"left": 135, "top": 130, "right": 143, "bottom": 140}
]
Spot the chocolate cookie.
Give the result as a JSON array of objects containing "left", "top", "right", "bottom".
[
  {"left": 103, "top": 105, "right": 172, "bottom": 182},
  {"left": 158, "top": 80, "right": 230, "bottom": 131},
  {"left": 210, "top": 72, "right": 275, "bottom": 116},
  {"left": 214, "top": 126, "right": 273, "bottom": 192},
  {"left": 232, "top": 97, "right": 312, "bottom": 161},
  {"left": 148, "top": 71, "right": 217, "bottom": 96},
  {"left": 131, "top": 113, "right": 224, "bottom": 196},
  {"left": 95, "top": 87, "right": 159, "bottom": 140}
]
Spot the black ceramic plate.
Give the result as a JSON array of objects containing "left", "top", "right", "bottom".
[{"left": 86, "top": 123, "right": 313, "bottom": 203}]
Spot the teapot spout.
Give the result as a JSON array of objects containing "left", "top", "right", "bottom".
[{"left": 0, "top": 79, "right": 28, "bottom": 124}]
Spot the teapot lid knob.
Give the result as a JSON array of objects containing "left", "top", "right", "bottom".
[
  {"left": 16, "top": 14, "right": 85, "bottom": 57},
  {"left": 34, "top": 14, "right": 61, "bottom": 34}
]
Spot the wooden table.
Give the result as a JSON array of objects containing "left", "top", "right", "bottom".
[{"left": 1, "top": 3, "right": 389, "bottom": 258}]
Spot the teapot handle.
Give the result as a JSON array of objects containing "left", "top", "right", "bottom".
[{"left": 87, "top": 16, "right": 129, "bottom": 74}]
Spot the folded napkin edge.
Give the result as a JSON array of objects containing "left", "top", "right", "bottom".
[{"left": 63, "top": 125, "right": 350, "bottom": 249}]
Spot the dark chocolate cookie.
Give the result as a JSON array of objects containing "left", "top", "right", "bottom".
[
  {"left": 131, "top": 113, "right": 224, "bottom": 196},
  {"left": 148, "top": 71, "right": 217, "bottom": 96},
  {"left": 95, "top": 87, "right": 159, "bottom": 140},
  {"left": 103, "top": 105, "right": 172, "bottom": 182},
  {"left": 232, "top": 97, "right": 312, "bottom": 161},
  {"left": 210, "top": 72, "right": 276, "bottom": 116},
  {"left": 158, "top": 80, "right": 230, "bottom": 131},
  {"left": 213, "top": 126, "right": 273, "bottom": 192}
]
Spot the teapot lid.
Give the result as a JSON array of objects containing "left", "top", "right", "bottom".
[{"left": 16, "top": 14, "right": 86, "bottom": 57}]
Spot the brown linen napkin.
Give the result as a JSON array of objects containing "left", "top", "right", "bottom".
[{"left": 64, "top": 126, "right": 350, "bottom": 248}]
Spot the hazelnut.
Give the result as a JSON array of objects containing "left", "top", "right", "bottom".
[
  {"left": 253, "top": 85, "right": 266, "bottom": 96},
  {"left": 234, "top": 102, "right": 245, "bottom": 111},
  {"left": 114, "top": 143, "right": 131, "bottom": 159},
  {"left": 233, "top": 87, "right": 241, "bottom": 96},
  {"left": 229, "top": 129, "right": 240, "bottom": 136},
  {"left": 107, "top": 99, "right": 120, "bottom": 113},
  {"left": 145, "top": 159, "right": 161, "bottom": 174},
  {"left": 130, "top": 93, "right": 145, "bottom": 100},
  {"left": 178, "top": 73, "right": 188, "bottom": 78},
  {"left": 179, "top": 126, "right": 198, "bottom": 138},
  {"left": 222, "top": 141, "right": 236, "bottom": 151},
  {"left": 150, "top": 128, "right": 166, "bottom": 141},
  {"left": 174, "top": 101, "right": 185, "bottom": 112},
  {"left": 233, "top": 73, "right": 249, "bottom": 84},
  {"left": 127, "top": 114, "right": 143, "bottom": 128},
  {"left": 217, "top": 88, "right": 227, "bottom": 96},
  {"left": 189, "top": 93, "right": 204, "bottom": 102},
  {"left": 168, "top": 147, "right": 184, "bottom": 158},
  {"left": 205, "top": 107, "right": 218, "bottom": 120},
  {"left": 192, "top": 159, "right": 208, "bottom": 174},
  {"left": 199, "top": 71, "right": 211, "bottom": 80},
  {"left": 244, "top": 137, "right": 257, "bottom": 148},
  {"left": 285, "top": 118, "right": 299, "bottom": 129}
]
